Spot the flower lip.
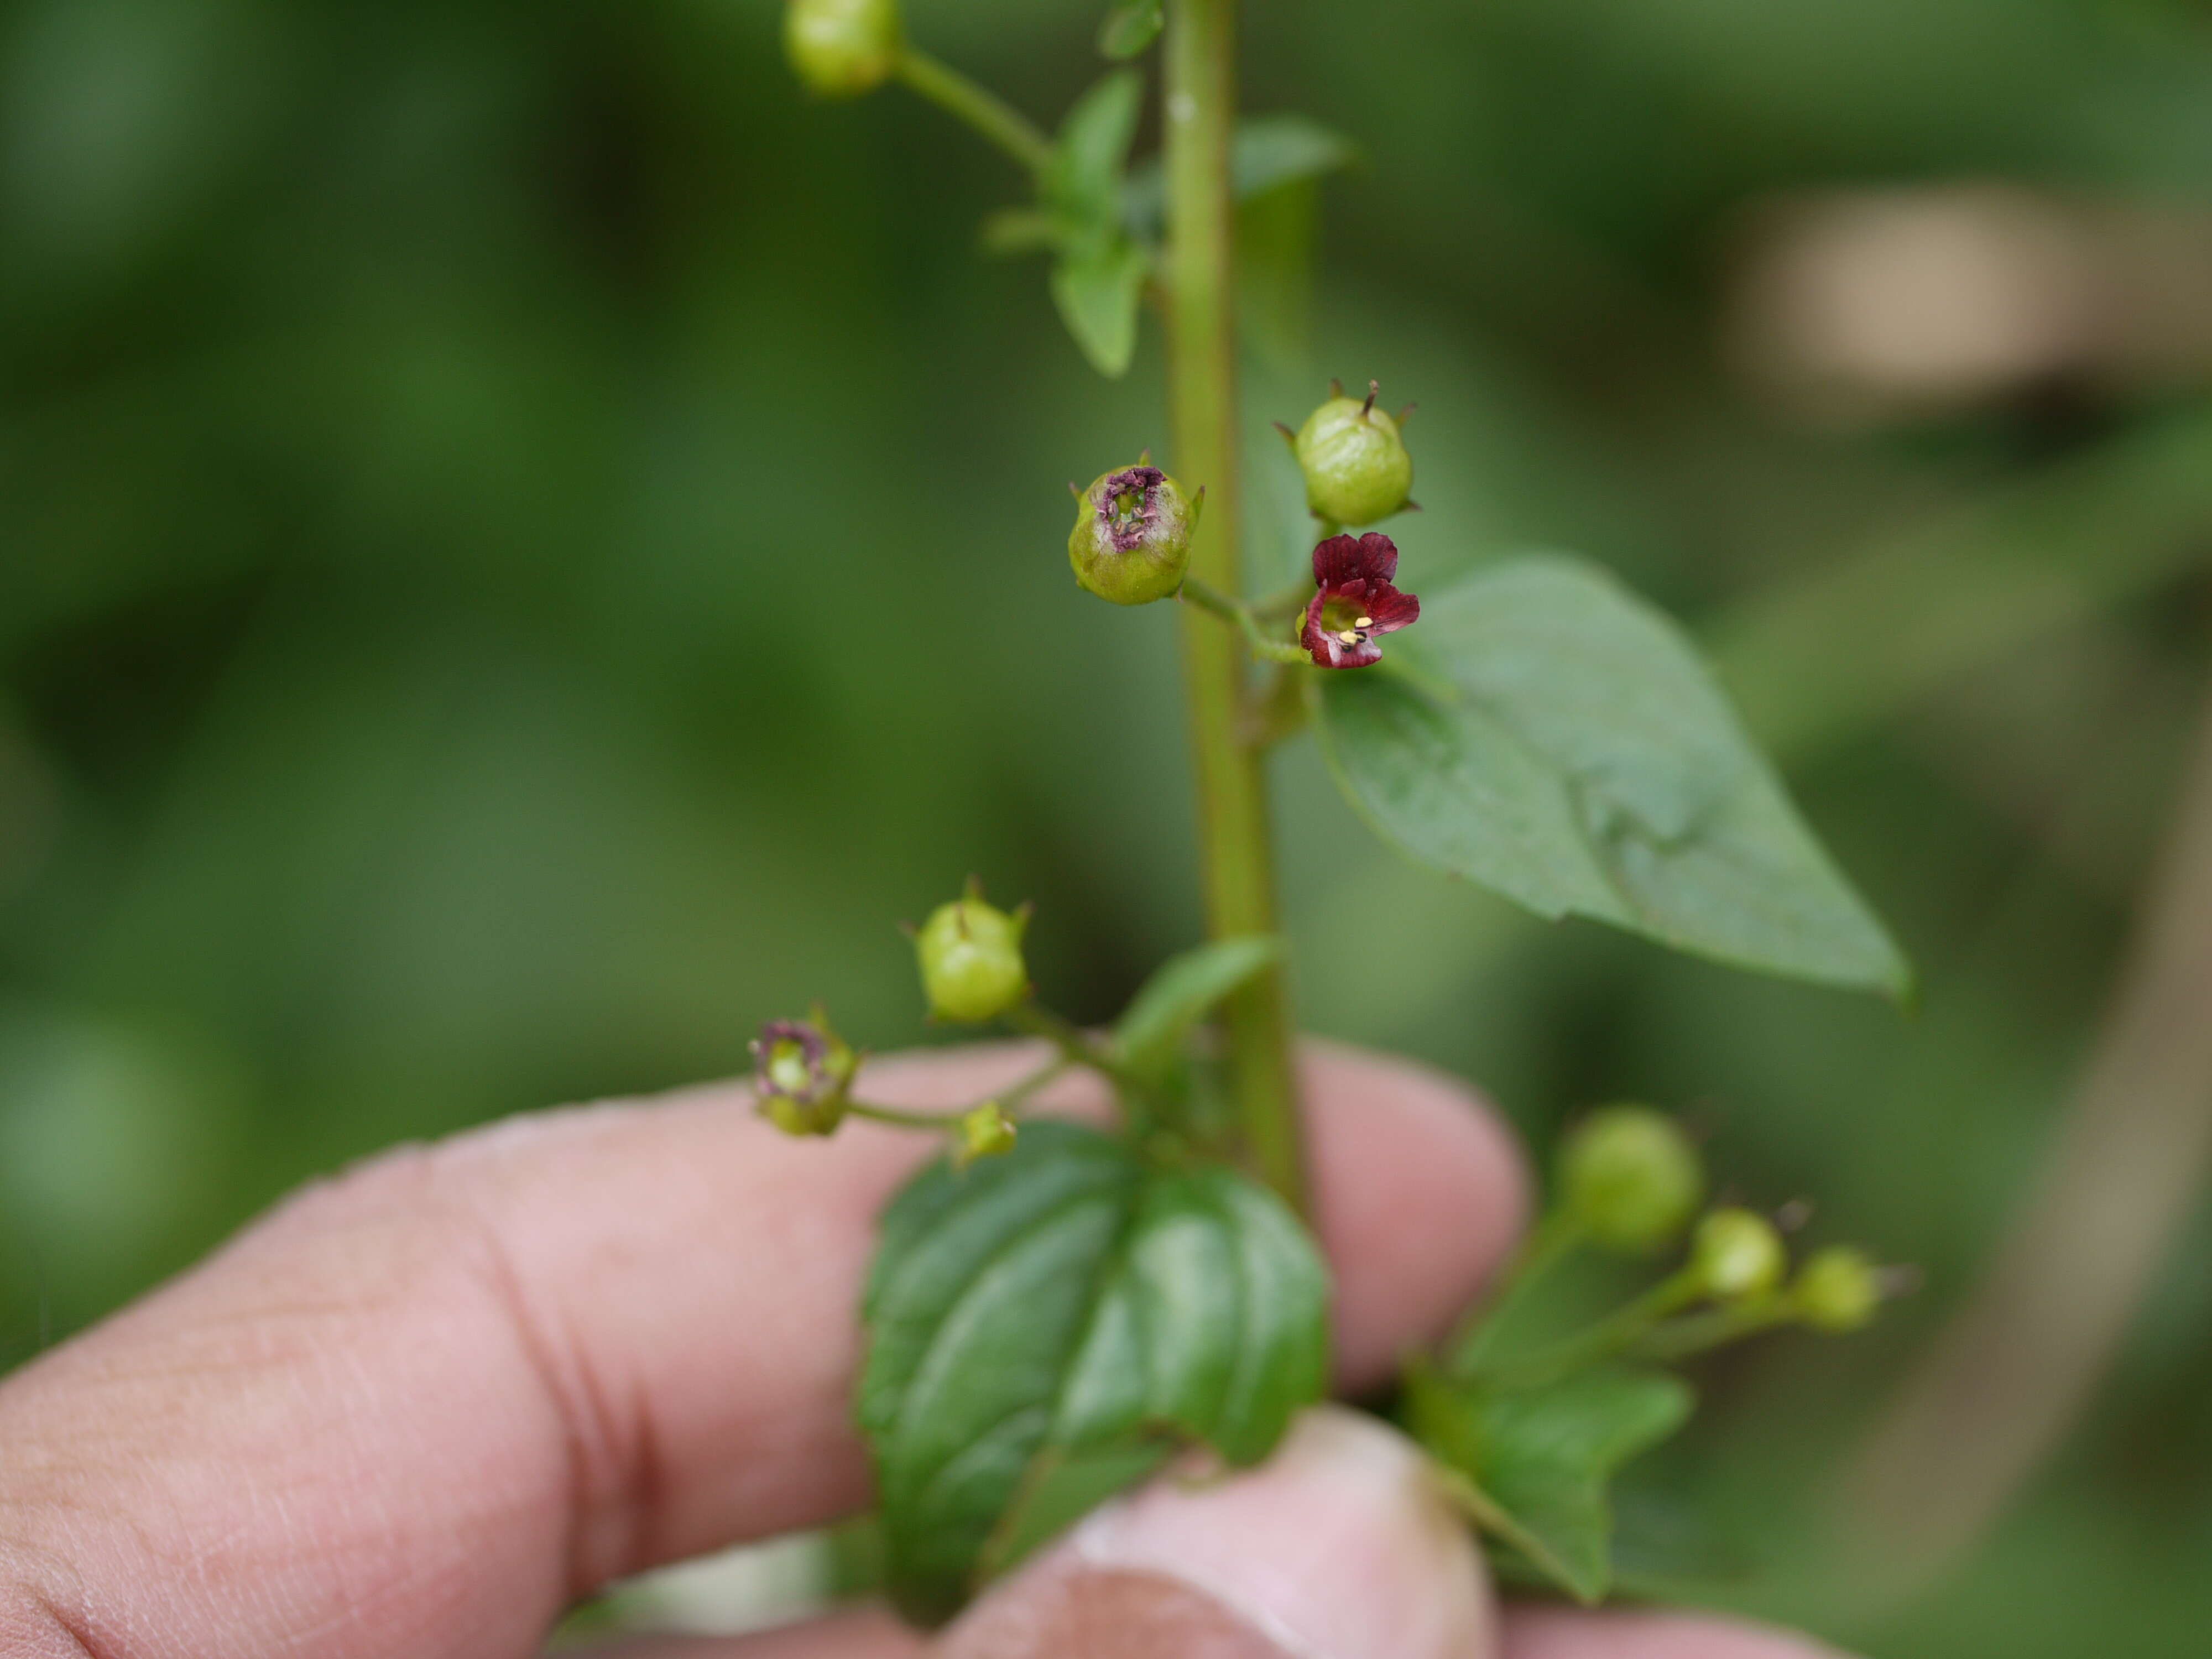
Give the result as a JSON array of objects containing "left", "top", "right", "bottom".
[
  {"left": 1302, "top": 533, "right": 1420, "bottom": 669},
  {"left": 1099, "top": 465, "right": 1167, "bottom": 552}
]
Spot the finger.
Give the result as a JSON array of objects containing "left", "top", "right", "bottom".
[
  {"left": 0, "top": 1041, "right": 1523, "bottom": 1659},
  {"left": 574, "top": 1606, "right": 923, "bottom": 1658},
  {"left": 1501, "top": 1607, "right": 1858, "bottom": 1659},
  {"left": 932, "top": 1406, "right": 1492, "bottom": 1659}
]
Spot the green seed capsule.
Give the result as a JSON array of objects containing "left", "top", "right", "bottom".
[
  {"left": 916, "top": 893, "right": 1030, "bottom": 1022},
  {"left": 750, "top": 1011, "right": 858, "bottom": 1137},
  {"left": 785, "top": 0, "right": 902, "bottom": 98},
  {"left": 956, "top": 1101, "right": 1018, "bottom": 1167},
  {"left": 1068, "top": 462, "right": 1197, "bottom": 606},
  {"left": 1793, "top": 1246, "right": 1884, "bottom": 1333},
  {"left": 1691, "top": 1208, "right": 1787, "bottom": 1301},
  {"left": 1292, "top": 382, "right": 1413, "bottom": 528},
  {"left": 1557, "top": 1104, "right": 1704, "bottom": 1254}
]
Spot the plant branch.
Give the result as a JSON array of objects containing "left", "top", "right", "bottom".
[
  {"left": 1627, "top": 1298, "right": 1794, "bottom": 1364},
  {"left": 845, "top": 1099, "right": 973, "bottom": 1129},
  {"left": 1481, "top": 1266, "right": 1707, "bottom": 1387},
  {"left": 896, "top": 49, "right": 1055, "bottom": 177},
  {"left": 1003, "top": 1002, "right": 1147, "bottom": 1094},
  {"left": 1165, "top": 0, "right": 1307, "bottom": 1213},
  {"left": 1182, "top": 576, "right": 1310, "bottom": 666}
]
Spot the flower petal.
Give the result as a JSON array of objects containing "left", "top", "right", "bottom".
[
  {"left": 1352, "top": 533, "right": 1400, "bottom": 583},
  {"left": 1364, "top": 584, "right": 1421, "bottom": 632},
  {"left": 1313, "top": 534, "right": 1367, "bottom": 588}
]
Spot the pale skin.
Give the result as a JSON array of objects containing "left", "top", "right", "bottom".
[{"left": 0, "top": 1042, "right": 1850, "bottom": 1658}]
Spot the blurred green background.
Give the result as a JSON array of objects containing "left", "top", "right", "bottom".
[{"left": 8, "top": 1, "right": 2212, "bottom": 1653}]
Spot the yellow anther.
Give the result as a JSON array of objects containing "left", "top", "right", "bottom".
[
  {"left": 1355, "top": 615, "right": 1374, "bottom": 628},
  {"left": 1338, "top": 628, "right": 1361, "bottom": 645}
]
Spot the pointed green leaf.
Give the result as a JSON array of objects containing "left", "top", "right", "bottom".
[
  {"left": 860, "top": 1123, "right": 1330, "bottom": 1624},
  {"left": 1313, "top": 555, "right": 1911, "bottom": 997},
  {"left": 979, "top": 208, "right": 1060, "bottom": 257},
  {"left": 1050, "top": 238, "right": 1148, "bottom": 377},
  {"left": 1409, "top": 1361, "right": 1693, "bottom": 1603},
  {"left": 1113, "top": 935, "right": 1281, "bottom": 1084},
  {"left": 1049, "top": 69, "right": 1144, "bottom": 244},
  {"left": 1098, "top": 0, "right": 1164, "bottom": 60}
]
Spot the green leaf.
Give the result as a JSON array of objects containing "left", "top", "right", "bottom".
[
  {"left": 978, "top": 208, "right": 1060, "bottom": 257},
  {"left": 1124, "top": 114, "right": 1358, "bottom": 238},
  {"left": 860, "top": 1123, "right": 1331, "bottom": 1624},
  {"left": 1097, "top": 0, "right": 1164, "bottom": 60},
  {"left": 1112, "top": 935, "right": 1281, "bottom": 1084},
  {"left": 1048, "top": 70, "right": 1144, "bottom": 247},
  {"left": 1050, "top": 238, "right": 1149, "bottom": 377},
  {"left": 1408, "top": 1361, "right": 1693, "bottom": 1604},
  {"left": 1313, "top": 556, "right": 1911, "bottom": 998}
]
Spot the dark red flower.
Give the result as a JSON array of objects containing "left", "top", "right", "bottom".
[{"left": 1301, "top": 533, "right": 1420, "bottom": 669}]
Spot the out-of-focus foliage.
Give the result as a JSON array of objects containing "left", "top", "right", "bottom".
[{"left": 7, "top": 2, "right": 2212, "bottom": 1654}]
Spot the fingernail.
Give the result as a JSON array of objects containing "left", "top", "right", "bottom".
[{"left": 933, "top": 1406, "right": 1492, "bottom": 1659}]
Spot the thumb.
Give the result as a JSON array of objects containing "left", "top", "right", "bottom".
[{"left": 932, "top": 1406, "right": 1494, "bottom": 1659}]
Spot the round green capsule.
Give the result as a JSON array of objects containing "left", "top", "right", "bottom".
[
  {"left": 916, "top": 895, "right": 1030, "bottom": 1022},
  {"left": 1557, "top": 1104, "right": 1705, "bottom": 1254},
  {"left": 956, "top": 1101, "right": 1018, "bottom": 1166},
  {"left": 1068, "top": 462, "right": 1197, "bottom": 606},
  {"left": 1690, "top": 1208, "right": 1787, "bottom": 1301},
  {"left": 785, "top": 0, "right": 902, "bottom": 98},
  {"left": 1293, "top": 384, "right": 1413, "bottom": 528},
  {"left": 1793, "top": 1246, "right": 1884, "bottom": 1333}
]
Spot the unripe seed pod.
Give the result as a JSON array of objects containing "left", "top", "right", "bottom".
[
  {"left": 916, "top": 893, "right": 1030, "bottom": 1022},
  {"left": 956, "top": 1100, "right": 1018, "bottom": 1167},
  {"left": 1690, "top": 1208, "right": 1787, "bottom": 1301},
  {"left": 1068, "top": 463, "right": 1197, "bottom": 606},
  {"left": 785, "top": 0, "right": 901, "bottom": 98},
  {"left": 1793, "top": 1245, "right": 1883, "bottom": 1333},
  {"left": 1557, "top": 1104, "right": 1705, "bottom": 1254},
  {"left": 751, "top": 1013, "right": 858, "bottom": 1136},
  {"left": 1293, "top": 382, "right": 1413, "bottom": 528}
]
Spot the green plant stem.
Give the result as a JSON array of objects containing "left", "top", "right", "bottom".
[
  {"left": 1165, "top": 0, "right": 1307, "bottom": 1214},
  {"left": 846, "top": 1099, "right": 972, "bottom": 1129},
  {"left": 1182, "top": 576, "right": 1309, "bottom": 665},
  {"left": 1004, "top": 1003, "right": 1145, "bottom": 1093},
  {"left": 1628, "top": 1298, "right": 1796, "bottom": 1363},
  {"left": 896, "top": 49, "right": 1055, "bottom": 177},
  {"left": 844, "top": 1056, "right": 1069, "bottom": 1133},
  {"left": 1485, "top": 1266, "right": 1708, "bottom": 1387}
]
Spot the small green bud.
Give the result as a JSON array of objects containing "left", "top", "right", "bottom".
[
  {"left": 1690, "top": 1208, "right": 1787, "bottom": 1301},
  {"left": 1292, "top": 380, "right": 1413, "bottom": 528},
  {"left": 955, "top": 1100, "right": 1018, "bottom": 1167},
  {"left": 1793, "top": 1246, "right": 1884, "bottom": 1333},
  {"left": 1557, "top": 1104, "right": 1705, "bottom": 1254},
  {"left": 1068, "top": 462, "right": 1197, "bottom": 606},
  {"left": 916, "top": 888, "right": 1031, "bottom": 1022},
  {"left": 751, "top": 1010, "right": 858, "bottom": 1136},
  {"left": 785, "top": 0, "right": 901, "bottom": 98}
]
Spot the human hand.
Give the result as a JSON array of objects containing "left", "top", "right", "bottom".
[{"left": 0, "top": 1041, "right": 1850, "bottom": 1658}]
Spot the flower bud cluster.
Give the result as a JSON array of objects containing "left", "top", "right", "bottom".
[{"left": 1557, "top": 1103, "right": 1896, "bottom": 1338}]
